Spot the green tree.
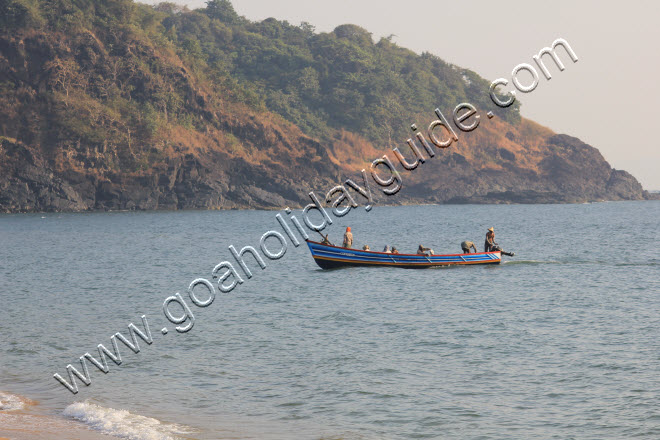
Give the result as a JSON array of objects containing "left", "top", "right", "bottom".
[
  {"left": 332, "top": 24, "right": 373, "bottom": 46},
  {"left": 182, "top": 38, "right": 206, "bottom": 62},
  {"left": 0, "top": 0, "right": 44, "bottom": 30},
  {"left": 205, "top": 0, "right": 237, "bottom": 23}
]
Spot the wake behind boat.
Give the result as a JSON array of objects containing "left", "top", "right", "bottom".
[{"left": 306, "top": 239, "right": 502, "bottom": 269}]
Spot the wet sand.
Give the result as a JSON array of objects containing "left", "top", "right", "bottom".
[{"left": 0, "top": 411, "right": 118, "bottom": 440}]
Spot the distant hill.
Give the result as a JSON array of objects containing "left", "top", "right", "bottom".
[{"left": 0, "top": 0, "right": 651, "bottom": 212}]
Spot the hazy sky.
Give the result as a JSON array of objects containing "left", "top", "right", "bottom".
[{"left": 139, "top": 0, "right": 660, "bottom": 189}]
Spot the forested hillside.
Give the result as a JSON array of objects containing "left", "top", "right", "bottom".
[{"left": 0, "top": 0, "right": 650, "bottom": 212}]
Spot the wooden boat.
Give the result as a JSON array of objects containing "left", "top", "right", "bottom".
[{"left": 306, "top": 239, "right": 501, "bottom": 269}]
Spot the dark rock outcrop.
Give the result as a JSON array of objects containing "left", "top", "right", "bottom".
[
  {"left": 1, "top": 130, "right": 649, "bottom": 213},
  {"left": 0, "top": 137, "right": 344, "bottom": 212},
  {"left": 403, "top": 134, "right": 647, "bottom": 205}
]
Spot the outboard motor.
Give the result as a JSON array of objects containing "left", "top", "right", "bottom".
[{"left": 491, "top": 244, "right": 515, "bottom": 257}]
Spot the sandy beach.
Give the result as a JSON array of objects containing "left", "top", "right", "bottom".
[{"left": 0, "top": 412, "right": 119, "bottom": 440}]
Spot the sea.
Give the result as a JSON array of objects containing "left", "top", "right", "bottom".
[{"left": 0, "top": 201, "right": 658, "bottom": 440}]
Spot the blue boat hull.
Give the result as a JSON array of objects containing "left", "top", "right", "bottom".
[{"left": 306, "top": 240, "right": 501, "bottom": 269}]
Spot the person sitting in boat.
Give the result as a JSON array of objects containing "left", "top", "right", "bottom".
[
  {"left": 417, "top": 244, "right": 434, "bottom": 256},
  {"left": 461, "top": 241, "right": 477, "bottom": 253},
  {"left": 383, "top": 245, "right": 392, "bottom": 253},
  {"left": 343, "top": 226, "right": 353, "bottom": 248},
  {"left": 391, "top": 247, "right": 400, "bottom": 254},
  {"left": 362, "top": 244, "right": 370, "bottom": 251},
  {"left": 484, "top": 227, "right": 495, "bottom": 252}
]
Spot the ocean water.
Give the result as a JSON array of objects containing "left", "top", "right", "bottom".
[{"left": 0, "top": 201, "right": 658, "bottom": 440}]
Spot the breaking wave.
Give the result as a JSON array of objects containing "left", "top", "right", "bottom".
[
  {"left": 0, "top": 391, "right": 33, "bottom": 411},
  {"left": 63, "top": 401, "right": 194, "bottom": 440}
]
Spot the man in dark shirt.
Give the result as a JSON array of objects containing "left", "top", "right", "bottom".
[{"left": 484, "top": 227, "right": 495, "bottom": 252}]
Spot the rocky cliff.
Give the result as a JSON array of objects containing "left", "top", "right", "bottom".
[{"left": 0, "top": 0, "right": 652, "bottom": 213}]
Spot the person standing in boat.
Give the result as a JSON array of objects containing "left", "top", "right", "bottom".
[
  {"left": 484, "top": 227, "right": 495, "bottom": 252},
  {"left": 343, "top": 227, "right": 353, "bottom": 248},
  {"left": 461, "top": 241, "right": 477, "bottom": 253}
]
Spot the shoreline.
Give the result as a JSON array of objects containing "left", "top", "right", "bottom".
[
  {"left": 0, "top": 390, "right": 195, "bottom": 440},
  {"left": 0, "top": 391, "right": 113, "bottom": 440},
  {"left": 1, "top": 197, "right": 658, "bottom": 216}
]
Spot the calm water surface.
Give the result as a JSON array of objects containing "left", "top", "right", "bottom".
[{"left": 0, "top": 202, "right": 659, "bottom": 439}]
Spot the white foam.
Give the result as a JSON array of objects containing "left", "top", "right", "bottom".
[
  {"left": 63, "top": 401, "right": 192, "bottom": 440},
  {"left": 0, "top": 391, "right": 27, "bottom": 411}
]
